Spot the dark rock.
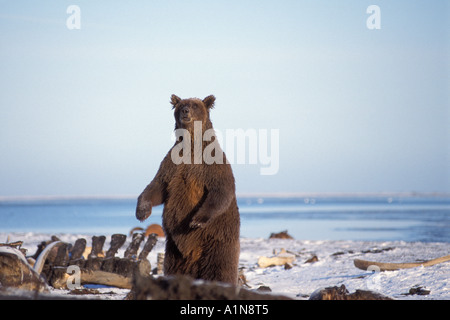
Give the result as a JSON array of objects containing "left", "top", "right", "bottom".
[
  {"left": 305, "top": 255, "right": 318, "bottom": 263},
  {"left": 309, "top": 285, "right": 393, "bottom": 300},
  {"left": 269, "top": 230, "right": 294, "bottom": 239}
]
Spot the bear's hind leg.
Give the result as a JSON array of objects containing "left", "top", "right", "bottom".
[
  {"left": 163, "top": 237, "right": 200, "bottom": 278},
  {"left": 197, "top": 240, "right": 239, "bottom": 285}
]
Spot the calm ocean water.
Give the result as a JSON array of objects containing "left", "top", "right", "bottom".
[{"left": 0, "top": 195, "right": 449, "bottom": 242}]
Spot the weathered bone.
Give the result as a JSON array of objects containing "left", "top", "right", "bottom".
[
  {"left": 54, "top": 243, "right": 70, "bottom": 266},
  {"left": 124, "top": 233, "right": 144, "bottom": 259},
  {"left": 30, "top": 236, "right": 60, "bottom": 260},
  {"left": 105, "top": 234, "right": 126, "bottom": 258},
  {"left": 138, "top": 233, "right": 158, "bottom": 260},
  {"left": 258, "top": 253, "right": 295, "bottom": 268},
  {"left": 52, "top": 268, "right": 133, "bottom": 289},
  {"left": 156, "top": 252, "right": 165, "bottom": 275},
  {"left": 78, "top": 269, "right": 133, "bottom": 289},
  {"left": 0, "top": 241, "right": 23, "bottom": 248},
  {"left": 51, "top": 258, "right": 151, "bottom": 289},
  {"left": 9, "top": 233, "right": 160, "bottom": 291},
  {"left": 88, "top": 235, "right": 106, "bottom": 259},
  {"left": 354, "top": 254, "right": 450, "bottom": 271},
  {"left": 70, "top": 238, "right": 86, "bottom": 260},
  {"left": 33, "top": 241, "right": 63, "bottom": 275},
  {"left": 0, "top": 246, "right": 48, "bottom": 292},
  {"left": 0, "top": 241, "right": 26, "bottom": 256}
]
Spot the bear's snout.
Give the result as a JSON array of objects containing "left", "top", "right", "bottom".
[
  {"left": 181, "top": 106, "right": 190, "bottom": 115},
  {"left": 180, "top": 106, "right": 192, "bottom": 122}
]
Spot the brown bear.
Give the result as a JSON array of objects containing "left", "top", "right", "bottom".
[{"left": 135, "top": 94, "right": 240, "bottom": 285}]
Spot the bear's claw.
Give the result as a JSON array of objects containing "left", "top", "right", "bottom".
[{"left": 189, "top": 221, "right": 205, "bottom": 229}]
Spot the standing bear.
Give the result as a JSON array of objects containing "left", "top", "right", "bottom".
[{"left": 135, "top": 94, "right": 240, "bottom": 285}]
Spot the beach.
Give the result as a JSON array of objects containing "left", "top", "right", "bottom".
[{"left": 1, "top": 231, "right": 448, "bottom": 300}]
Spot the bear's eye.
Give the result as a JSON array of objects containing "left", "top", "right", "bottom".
[{"left": 192, "top": 104, "right": 198, "bottom": 109}]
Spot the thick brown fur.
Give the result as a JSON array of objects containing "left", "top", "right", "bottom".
[{"left": 136, "top": 95, "right": 240, "bottom": 285}]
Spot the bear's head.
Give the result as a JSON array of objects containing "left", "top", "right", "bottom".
[{"left": 170, "top": 94, "right": 215, "bottom": 132}]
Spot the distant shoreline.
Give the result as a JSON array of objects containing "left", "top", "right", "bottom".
[
  {"left": 237, "top": 192, "right": 450, "bottom": 198},
  {"left": 1, "top": 192, "right": 449, "bottom": 202}
]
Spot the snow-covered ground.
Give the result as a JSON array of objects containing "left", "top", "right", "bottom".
[
  {"left": 1, "top": 232, "right": 449, "bottom": 300},
  {"left": 239, "top": 237, "right": 449, "bottom": 300}
]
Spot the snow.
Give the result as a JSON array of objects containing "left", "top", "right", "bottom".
[
  {"left": 239, "top": 238, "right": 449, "bottom": 300},
  {"left": 1, "top": 232, "right": 449, "bottom": 300}
]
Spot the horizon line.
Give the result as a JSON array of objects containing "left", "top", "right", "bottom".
[{"left": 0, "top": 191, "right": 449, "bottom": 202}]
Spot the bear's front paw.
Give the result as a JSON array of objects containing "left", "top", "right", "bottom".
[
  {"left": 190, "top": 213, "right": 209, "bottom": 229},
  {"left": 136, "top": 200, "right": 152, "bottom": 222}
]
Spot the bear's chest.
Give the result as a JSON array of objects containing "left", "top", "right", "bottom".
[{"left": 165, "top": 164, "right": 206, "bottom": 218}]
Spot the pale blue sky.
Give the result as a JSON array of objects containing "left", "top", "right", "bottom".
[{"left": 0, "top": 0, "right": 449, "bottom": 196}]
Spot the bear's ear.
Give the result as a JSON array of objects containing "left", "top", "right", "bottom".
[
  {"left": 170, "top": 94, "right": 181, "bottom": 108},
  {"left": 203, "top": 95, "right": 216, "bottom": 109}
]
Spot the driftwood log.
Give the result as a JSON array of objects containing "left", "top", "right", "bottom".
[
  {"left": 354, "top": 255, "right": 450, "bottom": 271},
  {"left": 130, "top": 273, "right": 293, "bottom": 300}
]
